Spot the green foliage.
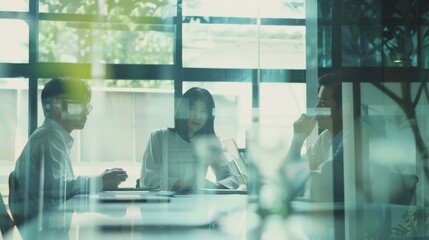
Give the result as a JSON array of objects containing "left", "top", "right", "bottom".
[
  {"left": 39, "top": 21, "right": 174, "bottom": 64},
  {"left": 319, "top": 0, "right": 429, "bottom": 67},
  {"left": 38, "top": 0, "right": 176, "bottom": 88},
  {"left": 392, "top": 208, "right": 429, "bottom": 237},
  {"left": 39, "top": 0, "right": 176, "bottom": 16},
  {"left": 340, "top": 0, "right": 380, "bottom": 22}
]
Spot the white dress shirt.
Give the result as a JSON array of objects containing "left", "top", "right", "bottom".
[
  {"left": 304, "top": 129, "right": 344, "bottom": 202},
  {"left": 10, "top": 118, "right": 102, "bottom": 223}
]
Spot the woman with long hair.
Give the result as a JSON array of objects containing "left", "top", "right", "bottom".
[{"left": 140, "top": 87, "right": 239, "bottom": 191}]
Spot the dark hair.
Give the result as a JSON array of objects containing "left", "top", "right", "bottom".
[
  {"left": 41, "top": 77, "right": 91, "bottom": 104},
  {"left": 41, "top": 77, "right": 91, "bottom": 116},
  {"left": 318, "top": 72, "right": 344, "bottom": 108},
  {"left": 170, "top": 87, "right": 216, "bottom": 141}
]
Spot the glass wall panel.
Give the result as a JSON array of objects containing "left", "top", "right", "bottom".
[
  {"left": 39, "top": 21, "right": 174, "bottom": 64},
  {"left": 0, "top": 19, "right": 28, "bottom": 63},
  {"left": 0, "top": 0, "right": 28, "bottom": 12},
  {"left": 358, "top": 82, "right": 422, "bottom": 203},
  {"left": 183, "top": 24, "right": 305, "bottom": 69},
  {"left": 39, "top": 0, "right": 177, "bottom": 17},
  {"left": 183, "top": 0, "right": 304, "bottom": 18}
]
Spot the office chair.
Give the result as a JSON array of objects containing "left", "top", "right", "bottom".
[{"left": 0, "top": 192, "right": 14, "bottom": 236}]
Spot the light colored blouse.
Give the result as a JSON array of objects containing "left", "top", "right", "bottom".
[{"left": 140, "top": 128, "right": 239, "bottom": 190}]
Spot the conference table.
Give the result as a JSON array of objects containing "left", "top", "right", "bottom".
[
  {"left": 9, "top": 190, "right": 253, "bottom": 240},
  {"left": 5, "top": 190, "right": 426, "bottom": 239}
]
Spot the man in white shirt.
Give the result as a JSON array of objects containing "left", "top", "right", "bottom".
[
  {"left": 9, "top": 77, "right": 128, "bottom": 226},
  {"left": 285, "top": 72, "right": 345, "bottom": 202}
]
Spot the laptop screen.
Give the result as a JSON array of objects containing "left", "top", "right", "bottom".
[{"left": 222, "top": 139, "right": 248, "bottom": 186}]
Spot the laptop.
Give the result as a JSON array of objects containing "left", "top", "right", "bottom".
[
  {"left": 222, "top": 139, "right": 248, "bottom": 186},
  {"left": 173, "top": 140, "right": 248, "bottom": 195}
]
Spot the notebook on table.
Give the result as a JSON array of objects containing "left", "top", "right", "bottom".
[{"left": 108, "top": 186, "right": 158, "bottom": 192}]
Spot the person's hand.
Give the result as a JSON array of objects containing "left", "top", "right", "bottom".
[
  {"left": 101, "top": 168, "right": 128, "bottom": 190},
  {"left": 293, "top": 113, "right": 317, "bottom": 140},
  {"left": 172, "top": 177, "right": 195, "bottom": 191}
]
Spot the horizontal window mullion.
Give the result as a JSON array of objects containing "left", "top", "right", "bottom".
[
  {"left": 182, "top": 16, "right": 305, "bottom": 26},
  {"left": 35, "top": 63, "right": 176, "bottom": 80},
  {"left": 319, "top": 18, "right": 429, "bottom": 26},
  {"left": 39, "top": 13, "right": 175, "bottom": 25},
  {"left": 183, "top": 68, "right": 306, "bottom": 83},
  {"left": 0, "top": 11, "right": 29, "bottom": 20},
  {"left": 183, "top": 16, "right": 256, "bottom": 25},
  {"left": 0, "top": 63, "right": 29, "bottom": 78}
]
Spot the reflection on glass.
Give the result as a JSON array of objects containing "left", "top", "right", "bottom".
[
  {"left": 342, "top": 25, "right": 382, "bottom": 67},
  {"left": 318, "top": 26, "right": 332, "bottom": 67},
  {"left": 339, "top": 0, "right": 380, "bottom": 22},
  {"left": 183, "top": 81, "right": 251, "bottom": 148},
  {"left": 39, "top": 21, "right": 174, "bottom": 64},
  {"left": 359, "top": 82, "right": 421, "bottom": 203},
  {"left": 183, "top": 24, "right": 305, "bottom": 69},
  {"left": 357, "top": 82, "right": 429, "bottom": 238},
  {"left": 0, "top": 19, "right": 28, "bottom": 63},
  {"left": 39, "top": 0, "right": 177, "bottom": 17},
  {"left": 183, "top": 0, "right": 304, "bottom": 19},
  {"left": 382, "top": 25, "right": 417, "bottom": 67},
  {"left": 422, "top": 26, "right": 429, "bottom": 69}
]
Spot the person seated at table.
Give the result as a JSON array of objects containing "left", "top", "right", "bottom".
[
  {"left": 283, "top": 72, "right": 346, "bottom": 202},
  {"left": 9, "top": 77, "right": 128, "bottom": 226},
  {"left": 140, "top": 87, "right": 239, "bottom": 191}
]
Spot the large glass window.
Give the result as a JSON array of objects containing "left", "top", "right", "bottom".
[
  {"left": 0, "top": 0, "right": 308, "bottom": 189},
  {"left": 183, "top": 24, "right": 305, "bottom": 69},
  {"left": 39, "top": 21, "right": 174, "bottom": 64},
  {"left": 183, "top": 0, "right": 304, "bottom": 18}
]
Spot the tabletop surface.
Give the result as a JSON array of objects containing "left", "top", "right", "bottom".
[{"left": 5, "top": 191, "right": 428, "bottom": 240}]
